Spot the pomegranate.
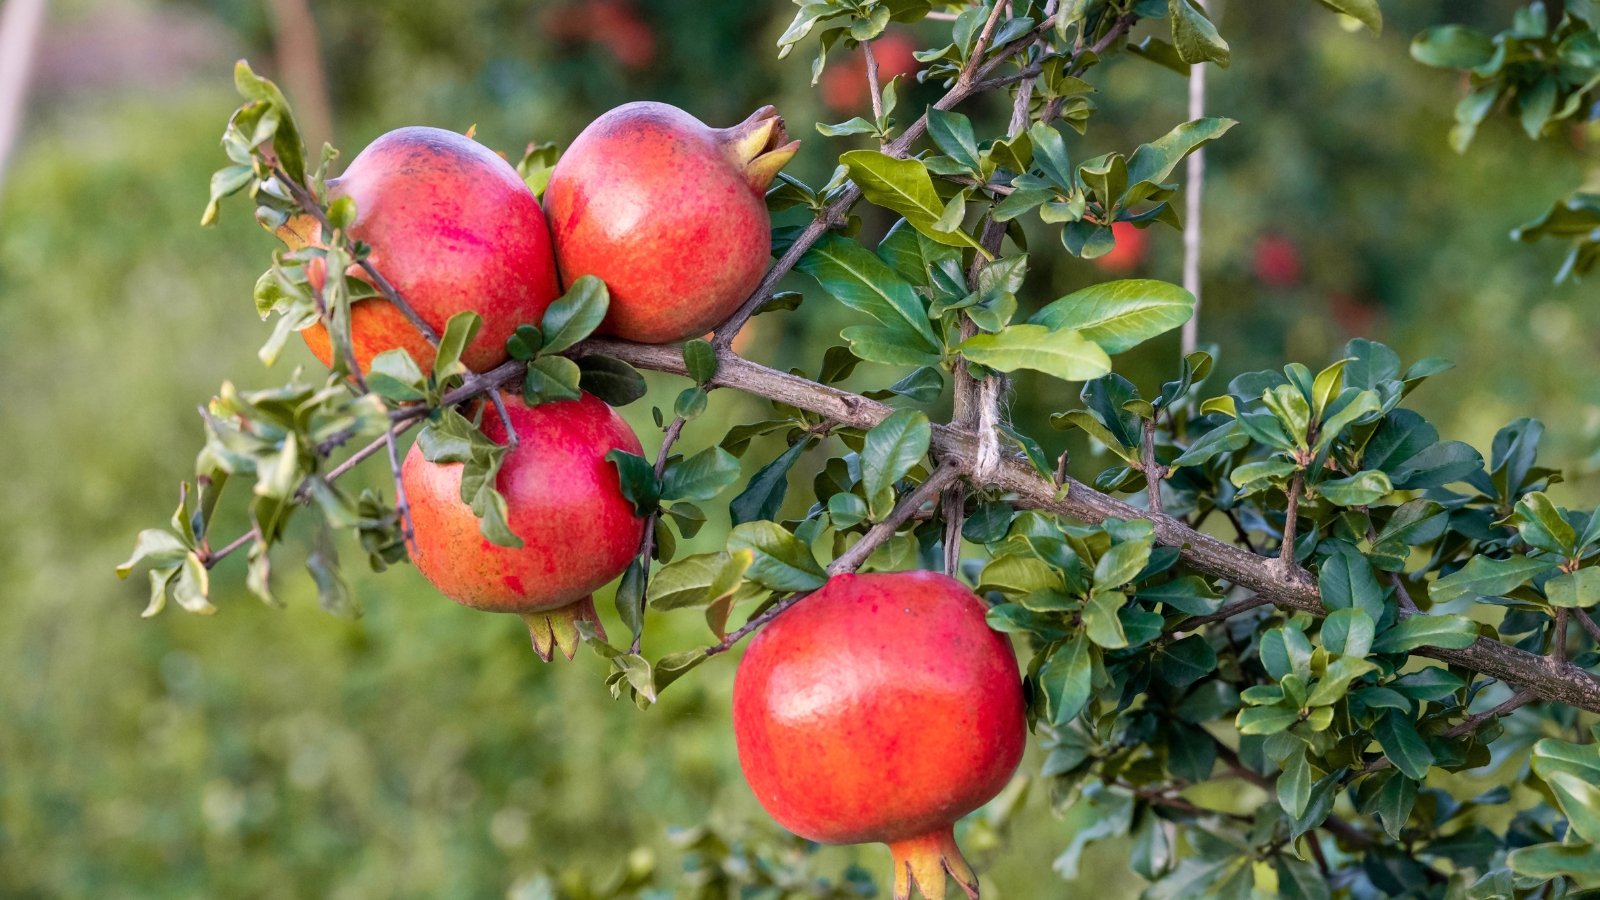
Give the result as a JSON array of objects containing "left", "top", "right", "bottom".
[
  {"left": 732, "top": 571, "right": 1026, "bottom": 900},
  {"left": 544, "top": 101, "right": 799, "bottom": 344},
  {"left": 400, "top": 391, "right": 645, "bottom": 660},
  {"left": 298, "top": 126, "right": 562, "bottom": 374}
]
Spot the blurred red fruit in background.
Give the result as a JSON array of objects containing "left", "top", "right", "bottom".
[
  {"left": 819, "top": 32, "right": 919, "bottom": 113},
  {"left": 1253, "top": 232, "right": 1304, "bottom": 287},
  {"left": 539, "top": 0, "right": 656, "bottom": 71},
  {"left": 1092, "top": 220, "right": 1148, "bottom": 273}
]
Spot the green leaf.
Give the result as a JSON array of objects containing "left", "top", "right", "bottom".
[
  {"left": 839, "top": 150, "right": 983, "bottom": 251},
  {"left": 660, "top": 447, "right": 741, "bottom": 502},
  {"left": 1170, "top": 420, "right": 1247, "bottom": 467},
  {"left": 1547, "top": 568, "right": 1600, "bottom": 609},
  {"left": 1313, "top": 0, "right": 1380, "bottom": 34},
  {"left": 959, "top": 324, "right": 1111, "bottom": 382},
  {"left": 1168, "top": 0, "right": 1230, "bottom": 67},
  {"left": 1507, "top": 843, "right": 1600, "bottom": 884},
  {"left": 1237, "top": 705, "right": 1299, "bottom": 736},
  {"left": 674, "top": 386, "right": 709, "bottom": 420},
  {"left": 728, "top": 521, "right": 826, "bottom": 592},
  {"left": 1306, "top": 656, "right": 1377, "bottom": 707},
  {"left": 861, "top": 410, "right": 931, "bottom": 516},
  {"left": 117, "top": 529, "right": 192, "bottom": 578},
  {"left": 1275, "top": 854, "right": 1331, "bottom": 900},
  {"left": 1042, "top": 635, "right": 1094, "bottom": 724},
  {"left": 1410, "top": 25, "right": 1494, "bottom": 69},
  {"left": 1030, "top": 279, "right": 1196, "bottom": 354},
  {"left": 1083, "top": 589, "right": 1129, "bottom": 648},
  {"left": 797, "top": 234, "right": 940, "bottom": 348},
  {"left": 647, "top": 550, "right": 752, "bottom": 610},
  {"left": 427, "top": 311, "right": 480, "bottom": 382},
  {"left": 1375, "top": 711, "right": 1435, "bottom": 779},
  {"left": 840, "top": 325, "right": 944, "bottom": 367},
  {"left": 1318, "top": 543, "right": 1386, "bottom": 621},
  {"left": 202, "top": 165, "right": 254, "bottom": 227},
  {"left": 1372, "top": 614, "right": 1479, "bottom": 653},
  {"left": 1094, "top": 539, "right": 1153, "bottom": 590},
  {"left": 523, "top": 355, "right": 582, "bottom": 406},
  {"left": 306, "top": 523, "right": 356, "bottom": 618},
  {"left": 1278, "top": 749, "right": 1314, "bottom": 819},
  {"left": 683, "top": 338, "right": 718, "bottom": 384},
  {"left": 1124, "top": 118, "right": 1237, "bottom": 197},
  {"left": 1544, "top": 769, "right": 1600, "bottom": 845},
  {"left": 367, "top": 348, "right": 427, "bottom": 403},
  {"left": 1510, "top": 491, "right": 1577, "bottom": 555},
  {"left": 1316, "top": 470, "right": 1392, "bottom": 507},
  {"left": 505, "top": 323, "right": 542, "bottom": 360},
  {"left": 233, "top": 60, "right": 305, "bottom": 183},
  {"left": 539, "top": 275, "right": 609, "bottom": 354},
  {"left": 1431, "top": 554, "right": 1558, "bottom": 603},
  {"left": 730, "top": 437, "right": 811, "bottom": 525},
  {"left": 1154, "top": 634, "right": 1217, "bottom": 688},
  {"left": 1322, "top": 608, "right": 1376, "bottom": 658},
  {"left": 926, "top": 108, "right": 982, "bottom": 174},
  {"left": 576, "top": 355, "right": 647, "bottom": 407},
  {"left": 605, "top": 449, "right": 661, "bottom": 516}
]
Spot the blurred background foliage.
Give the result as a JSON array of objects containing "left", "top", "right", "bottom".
[{"left": 0, "top": 0, "right": 1595, "bottom": 896}]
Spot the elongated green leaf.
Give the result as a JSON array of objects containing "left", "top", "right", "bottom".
[
  {"left": 797, "top": 234, "right": 940, "bottom": 347},
  {"left": 433, "top": 311, "right": 483, "bottom": 381},
  {"left": 960, "top": 324, "right": 1111, "bottom": 382},
  {"left": 728, "top": 522, "right": 826, "bottom": 592},
  {"left": 1124, "top": 118, "right": 1237, "bottom": 193},
  {"left": 660, "top": 447, "right": 741, "bottom": 502},
  {"left": 1168, "top": 0, "right": 1230, "bottom": 67},
  {"left": 1030, "top": 279, "right": 1195, "bottom": 354},
  {"left": 1375, "top": 711, "right": 1435, "bottom": 779},
  {"left": 1042, "top": 635, "right": 1094, "bottom": 724},
  {"left": 1431, "top": 554, "right": 1558, "bottom": 603},
  {"left": 730, "top": 437, "right": 812, "bottom": 525},
  {"left": 1547, "top": 568, "right": 1600, "bottom": 609},
  {"left": 861, "top": 410, "right": 931, "bottom": 511},
  {"left": 540, "top": 275, "right": 609, "bottom": 354},
  {"left": 840, "top": 150, "right": 982, "bottom": 250}
]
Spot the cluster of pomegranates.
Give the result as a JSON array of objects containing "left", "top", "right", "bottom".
[{"left": 289, "top": 102, "right": 1024, "bottom": 899}]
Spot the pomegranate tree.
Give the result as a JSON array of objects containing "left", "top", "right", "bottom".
[
  {"left": 401, "top": 391, "right": 645, "bottom": 660},
  {"left": 733, "top": 571, "right": 1025, "bottom": 900},
  {"left": 544, "top": 102, "right": 799, "bottom": 343}
]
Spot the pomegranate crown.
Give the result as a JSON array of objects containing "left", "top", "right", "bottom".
[{"left": 722, "top": 105, "right": 801, "bottom": 192}]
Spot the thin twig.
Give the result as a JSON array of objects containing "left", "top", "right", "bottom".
[
  {"left": 1578, "top": 608, "right": 1600, "bottom": 644},
  {"left": 706, "top": 463, "right": 962, "bottom": 658},
  {"left": 1142, "top": 419, "right": 1164, "bottom": 514},
  {"left": 489, "top": 390, "right": 519, "bottom": 451},
  {"left": 863, "top": 40, "right": 884, "bottom": 133},
  {"left": 1165, "top": 594, "right": 1269, "bottom": 634},
  {"left": 1358, "top": 690, "right": 1537, "bottom": 775},
  {"left": 630, "top": 416, "right": 688, "bottom": 654},
  {"left": 1281, "top": 471, "right": 1304, "bottom": 577},
  {"left": 385, "top": 424, "right": 414, "bottom": 548},
  {"left": 830, "top": 462, "right": 963, "bottom": 576}
]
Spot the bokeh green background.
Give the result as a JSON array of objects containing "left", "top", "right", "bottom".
[{"left": 1, "top": 1, "right": 1594, "bottom": 896}]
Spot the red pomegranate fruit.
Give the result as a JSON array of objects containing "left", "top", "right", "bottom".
[
  {"left": 543, "top": 102, "right": 799, "bottom": 344},
  {"left": 400, "top": 391, "right": 645, "bottom": 660},
  {"left": 732, "top": 571, "right": 1026, "bottom": 900},
  {"left": 296, "top": 126, "right": 562, "bottom": 374}
]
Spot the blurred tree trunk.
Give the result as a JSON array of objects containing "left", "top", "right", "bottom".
[
  {"left": 266, "top": 0, "right": 333, "bottom": 153},
  {"left": 0, "top": 0, "right": 48, "bottom": 196}
]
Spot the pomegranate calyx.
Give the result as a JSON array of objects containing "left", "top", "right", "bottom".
[
  {"left": 722, "top": 106, "right": 801, "bottom": 192},
  {"left": 888, "top": 827, "right": 979, "bottom": 900},
  {"left": 520, "top": 596, "right": 607, "bottom": 662}
]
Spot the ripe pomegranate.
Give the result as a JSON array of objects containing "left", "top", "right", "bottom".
[
  {"left": 400, "top": 391, "right": 645, "bottom": 660},
  {"left": 733, "top": 571, "right": 1025, "bottom": 900},
  {"left": 297, "top": 126, "right": 562, "bottom": 374},
  {"left": 544, "top": 102, "right": 799, "bottom": 344}
]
